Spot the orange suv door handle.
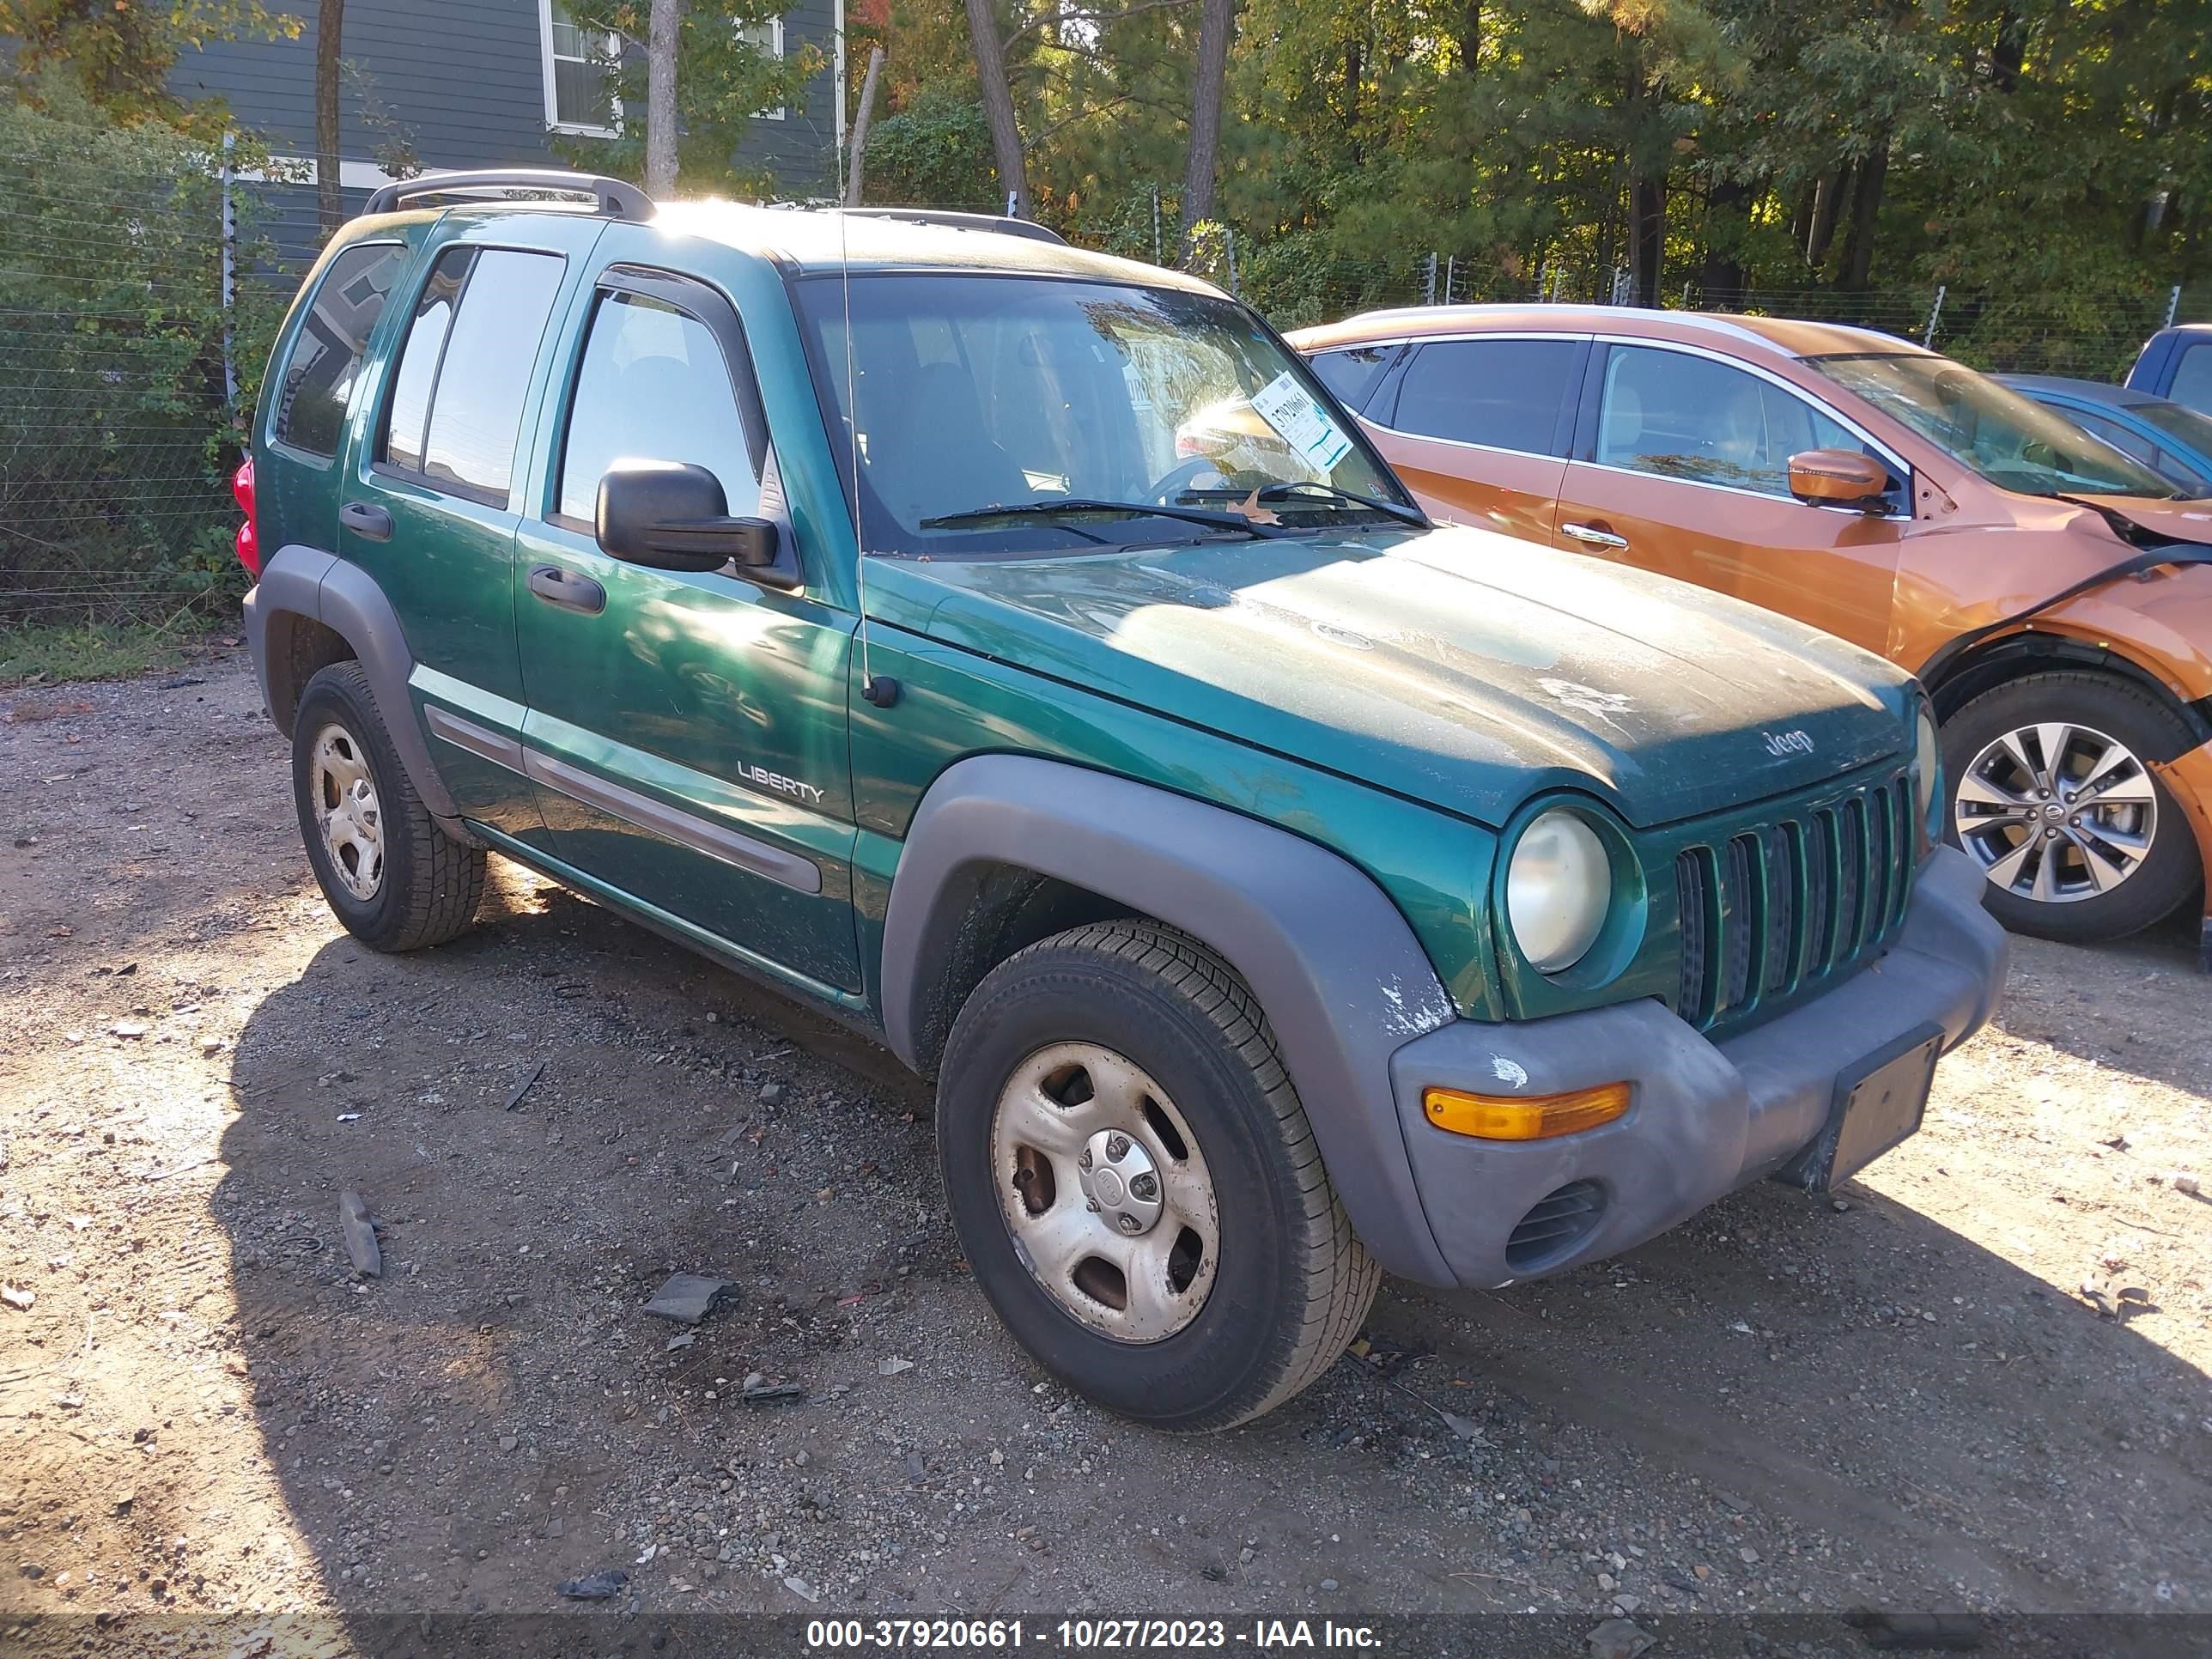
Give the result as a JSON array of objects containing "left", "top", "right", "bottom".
[{"left": 1560, "top": 521, "right": 1629, "bottom": 550}]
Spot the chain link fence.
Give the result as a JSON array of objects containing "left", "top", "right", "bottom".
[
  {"left": 0, "top": 106, "right": 284, "bottom": 636},
  {"left": 1166, "top": 226, "right": 2205, "bottom": 379}
]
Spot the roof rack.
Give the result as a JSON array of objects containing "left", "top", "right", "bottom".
[
  {"left": 363, "top": 169, "right": 653, "bottom": 222},
  {"left": 840, "top": 207, "right": 1066, "bottom": 246}
]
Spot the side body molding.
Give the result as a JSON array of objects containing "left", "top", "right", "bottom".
[
  {"left": 878, "top": 754, "right": 1462, "bottom": 1285},
  {"left": 243, "top": 542, "right": 463, "bottom": 826}
]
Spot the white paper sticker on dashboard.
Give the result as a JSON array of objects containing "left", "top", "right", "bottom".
[{"left": 1250, "top": 370, "right": 1353, "bottom": 473}]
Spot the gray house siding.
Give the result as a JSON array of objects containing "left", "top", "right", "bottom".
[
  {"left": 177, "top": 0, "right": 842, "bottom": 248},
  {"left": 177, "top": 2, "right": 562, "bottom": 172},
  {"left": 735, "top": 0, "right": 843, "bottom": 191}
]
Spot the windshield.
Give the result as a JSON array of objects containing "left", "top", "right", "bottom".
[
  {"left": 794, "top": 273, "right": 1415, "bottom": 556},
  {"left": 1808, "top": 353, "right": 2179, "bottom": 500}
]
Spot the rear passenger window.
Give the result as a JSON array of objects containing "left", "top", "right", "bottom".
[
  {"left": 557, "top": 289, "right": 759, "bottom": 524},
  {"left": 383, "top": 252, "right": 465, "bottom": 474},
  {"left": 380, "top": 246, "right": 566, "bottom": 501},
  {"left": 1306, "top": 346, "right": 1397, "bottom": 412},
  {"left": 270, "top": 241, "right": 407, "bottom": 457},
  {"left": 1391, "top": 339, "right": 1577, "bottom": 454}
]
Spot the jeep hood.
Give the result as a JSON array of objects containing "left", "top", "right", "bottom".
[{"left": 869, "top": 525, "right": 1916, "bottom": 829}]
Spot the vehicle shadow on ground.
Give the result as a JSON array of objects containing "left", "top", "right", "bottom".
[{"left": 204, "top": 880, "right": 2212, "bottom": 1627}]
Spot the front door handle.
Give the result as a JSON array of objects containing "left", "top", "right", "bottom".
[
  {"left": 339, "top": 501, "right": 393, "bottom": 541},
  {"left": 528, "top": 563, "right": 606, "bottom": 616},
  {"left": 1560, "top": 520, "right": 1629, "bottom": 550}
]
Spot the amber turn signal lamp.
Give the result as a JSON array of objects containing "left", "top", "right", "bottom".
[{"left": 1422, "top": 1081, "right": 1630, "bottom": 1140}]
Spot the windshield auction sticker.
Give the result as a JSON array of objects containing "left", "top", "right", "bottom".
[{"left": 1250, "top": 370, "right": 1354, "bottom": 473}]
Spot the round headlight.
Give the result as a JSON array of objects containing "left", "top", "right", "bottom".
[
  {"left": 1506, "top": 809, "right": 1612, "bottom": 974},
  {"left": 1914, "top": 708, "right": 1941, "bottom": 826}
]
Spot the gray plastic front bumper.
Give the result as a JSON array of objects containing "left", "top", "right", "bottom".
[{"left": 1388, "top": 845, "right": 2008, "bottom": 1289}]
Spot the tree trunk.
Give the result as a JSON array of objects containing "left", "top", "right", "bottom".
[
  {"left": 1340, "top": 38, "right": 1363, "bottom": 163},
  {"left": 1805, "top": 165, "right": 1850, "bottom": 267},
  {"left": 963, "top": 0, "right": 1029, "bottom": 217},
  {"left": 1178, "top": 0, "right": 1234, "bottom": 253},
  {"left": 1698, "top": 176, "right": 1753, "bottom": 304},
  {"left": 1838, "top": 141, "right": 1889, "bottom": 290},
  {"left": 646, "top": 0, "right": 680, "bottom": 198},
  {"left": 1620, "top": 44, "right": 1662, "bottom": 308},
  {"left": 1629, "top": 173, "right": 1664, "bottom": 307},
  {"left": 1992, "top": 8, "right": 2027, "bottom": 92},
  {"left": 315, "top": 0, "right": 344, "bottom": 235},
  {"left": 843, "top": 45, "right": 885, "bottom": 208},
  {"left": 1458, "top": 0, "right": 1480, "bottom": 73}
]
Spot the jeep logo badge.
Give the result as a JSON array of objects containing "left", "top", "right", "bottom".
[{"left": 1763, "top": 729, "right": 1815, "bottom": 758}]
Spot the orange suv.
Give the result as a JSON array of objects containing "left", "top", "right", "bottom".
[{"left": 1288, "top": 307, "right": 2212, "bottom": 957}]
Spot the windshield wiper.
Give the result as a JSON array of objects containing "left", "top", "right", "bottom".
[
  {"left": 1176, "top": 480, "right": 1425, "bottom": 528},
  {"left": 920, "top": 498, "right": 1286, "bottom": 538},
  {"left": 1258, "top": 481, "right": 1428, "bottom": 527}
]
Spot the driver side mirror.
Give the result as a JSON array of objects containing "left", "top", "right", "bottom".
[
  {"left": 1786, "top": 448, "right": 1891, "bottom": 511},
  {"left": 596, "top": 460, "right": 780, "bottom": 574}
]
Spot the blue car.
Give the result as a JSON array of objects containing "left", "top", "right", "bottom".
[{"left": 1996, "top": 374, "right": 2212, "bottom": 496}]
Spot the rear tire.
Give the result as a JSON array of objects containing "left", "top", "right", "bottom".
[
  {"left": 1942, "top": 671, "right": 2198, "bottom": 943},
  {"left": 292, "top": 661, "right": 486, "bottom": 952},
  {"left": 938, "top": 921, "right": 1377, "bottom": 1432}
]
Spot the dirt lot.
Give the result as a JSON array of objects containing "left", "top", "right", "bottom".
[{"left": 2, "top": 650, "right": 2209, "bottom": 1651}]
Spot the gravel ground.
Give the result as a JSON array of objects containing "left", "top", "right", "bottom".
[{"left": 2, "top": 652, "right": 2209, "bottom": 1653}]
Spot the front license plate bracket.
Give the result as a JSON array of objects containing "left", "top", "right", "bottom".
[{"left": 1775, "top": 1023, "right": 1943, "bottom": 1194}]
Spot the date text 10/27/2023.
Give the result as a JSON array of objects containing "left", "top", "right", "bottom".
[{"left": 804, "top": 1620, "right": 1384, "bottom": 1651}]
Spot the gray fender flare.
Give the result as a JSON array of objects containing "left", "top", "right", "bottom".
[
  {"left": 879, "top": 753, "right": 1462, "bottom": 1285},
  {"left": 245, "top": 542, "right": 464, "bottom": 826}
]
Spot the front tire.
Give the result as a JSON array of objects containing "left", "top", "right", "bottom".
[
  {"left": 938, "top": 921, "right": 1377, "bottom": 1432},
  {"left": 291, "top": 661, "right": 486, "bottom": 952},
  {"left": 1942, "top": 670, "right": 2198, "bottom": 943}
]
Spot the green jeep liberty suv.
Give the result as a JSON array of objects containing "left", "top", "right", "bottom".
[{"left": 241, "top": 171, "right": 2006, "bottom": 1431}]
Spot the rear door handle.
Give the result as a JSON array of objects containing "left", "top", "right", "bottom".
[
  {"left": 339, "top": 501, "right": 393, "bottom": 541},
  {"left": 528, "top": 562, "right": 606, "bottom": 616},
  {"left": 1560, "top": 521, "right": 1629, "bottom": 550}
]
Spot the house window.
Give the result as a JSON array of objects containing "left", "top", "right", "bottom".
[
  {"left": 740, "top": 16, "right": 787, "bottom": 120},
  {"left": 541, "top": 0, "right": 620, "bottom": 136}
]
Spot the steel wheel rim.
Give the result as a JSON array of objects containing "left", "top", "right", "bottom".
[
  {"left": 1954, "top": 720, "right": 2157, "bottom": 905},
  {"left": 310, "top": 721, "right": 385, "bottom": 902},
  {"left": 989, "top": 1041, "right": 1220, "bottom": 1344}
]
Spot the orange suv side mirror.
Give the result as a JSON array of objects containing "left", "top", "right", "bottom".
[{"left": 1787, "top": 449, "right": 1890, "bottom": 510}]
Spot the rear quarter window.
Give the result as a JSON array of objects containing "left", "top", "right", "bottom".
[
  {"left": 1305, "top": 345, "right": 1398, "bottom": 412},
  {"left": 269, "top": 242, "right": 410, "bottom": 458}
]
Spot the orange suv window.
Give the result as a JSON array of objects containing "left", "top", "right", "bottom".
[
  {"left": 1392, "top": 339, "right": 1577, "bottom": 456},
  {"left": 1595, "top": 344, "right": 1873, "bottom": 500}
]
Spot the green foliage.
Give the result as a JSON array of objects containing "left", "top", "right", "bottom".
[
  {"left": 550, "top": 0, "right": 826, "bottom": 198},
  {"left": 0, "top": 611, "right": 234, "bottom": 686},
  {"left": 0, "top": 0, "right": 299, "bottom": 134},
  {"left": 871, "top": 0, "right": 2212, "bottom": 336},
  {"left": 0, "top": 95, "right": 280, "bottom": 627},
  {"left": 862, "top": 85, "right": 1000, "bottom": 212}
]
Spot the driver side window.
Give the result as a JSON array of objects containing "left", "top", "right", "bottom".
[
  {"left": 1595, "top": 344, "right": 1887, "bottom": 502},
  {"left": 556, "top": 289, "right": 759, "bottom": 525}
]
